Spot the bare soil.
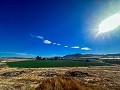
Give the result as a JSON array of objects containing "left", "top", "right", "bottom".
[{"left": 0, "top": 66, "right": 120, "bottom": 90}]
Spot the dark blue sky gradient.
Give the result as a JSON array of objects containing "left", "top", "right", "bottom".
[{"left": 0, "top": 0, "right": 120, "bottom": 57}]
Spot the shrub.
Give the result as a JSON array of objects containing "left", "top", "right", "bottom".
[{"left": 36, "top": 77, "right": 98, "bottom": 90}]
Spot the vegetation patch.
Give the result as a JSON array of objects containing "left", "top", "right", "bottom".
[
  {"left": 6, "top": 59, "right": 111, "bottom": 68},
  {"left": 65, "top": 71, "right": 90, "bottom": 77},
  {"left": 102, "top": 59, "right": 120, "bottom": 64},
  {"left": 36, "top": 76, "right": 100, "bottom": 90},
  {"left": 1, "top": 71, "right": 25, "bottom": 77}
]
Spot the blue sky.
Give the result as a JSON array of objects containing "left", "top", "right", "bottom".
[{"left": 0, "top": 0, "right": 120, "bottom": 57}]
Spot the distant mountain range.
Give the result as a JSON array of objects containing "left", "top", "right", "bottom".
[
  {"left": 63, "top": 53, "right": 94, "bottom": 59},
  {"left": 1, "top": 53, "right": 120, "bottom": 59},
  {"left": 63, "top": 53, "right": 120, "bottom": 59}
]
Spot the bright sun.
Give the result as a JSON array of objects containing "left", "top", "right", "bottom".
[{"left": 99, "top": 13, "right": 120, "bottom": 34}]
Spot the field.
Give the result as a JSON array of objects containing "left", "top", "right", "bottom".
[
  {"left": 0, "top": 66, "right": 120, "bottom": 90},
  {"left": 6, "top": 59, "right": 111, "bottom": 68},
  {"left": 102, "top": 59, "right": 120, "bottom": 64},
  {"left": 1, "top": 59, "right": 120, "bottom": 90}
]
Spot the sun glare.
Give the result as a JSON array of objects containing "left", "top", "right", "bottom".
[{"left": 99, "top": 13, "right": 120, "bottom": 34}]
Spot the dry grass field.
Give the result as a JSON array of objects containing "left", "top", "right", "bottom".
[{"left": 0, "top": 66, "right": 120, "bottom": 90}]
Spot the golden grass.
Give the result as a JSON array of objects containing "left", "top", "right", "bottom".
[{"left": 36, "top": 77, "right": 99, "bottom": 90}]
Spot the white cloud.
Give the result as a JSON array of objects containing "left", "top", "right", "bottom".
[
  {"left": 71, "top": 46, "right": 79, "bottom": 48},
  {"left": 31, "top": 34, "right": 54, "bottom": 45},
  {"left": 43, "top": 40, "right": 52, "bottom": 44},
  {"left": 64, "top": 46, "right": 68, "bottom": 48},
  {"left": 81, "top": 47, "right": 91, "bottom": 50},
  {"left": 57, "top": 44, "right": 61, "bottom": 45},
  {"left": 53, "top": 43, "right": 56, "bottom": 45}
]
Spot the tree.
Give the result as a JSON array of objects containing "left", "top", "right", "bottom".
[
  {"left": 43, "top": 58, "right": 47, "bottom": 60},
  {"left": 85, "top": 59, "right": 89, "bottom": 62},
  {"left": 55, "top": 57, "right": 59, "bottom": 60},
  {"left": 36, "top": 56, "right": 41, "bottom": 60}
]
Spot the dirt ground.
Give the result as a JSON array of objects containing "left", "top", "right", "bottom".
[{"left": 0, "top": 66, "right": 120, "bottom": 90}]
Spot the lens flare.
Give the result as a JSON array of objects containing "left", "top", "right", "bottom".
[{"left": 99, "top": 13, "right": 120, "bottom": 34}]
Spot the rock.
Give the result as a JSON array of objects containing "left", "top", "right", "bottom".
[
  {"left": 65, "top": 71, "right": 89, "bottom": 77},
  {"left": 39, "top": 71, "right": 57, "bottom": 77}
]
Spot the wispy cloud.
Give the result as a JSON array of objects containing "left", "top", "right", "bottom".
[
  {"left": 71, "top": 46, "right": 79, "bottom": 48},
  {"left": 64, "top": 46, "right": 68, "bottom": 48},
  {"left": 35, "top": 36, "right": 44, "bottom": 39},
  {"left": 43, "top": 40, "right": 52, "bottom": 44},
  {"left": 15, "top": 53, "right": 28, "bottom": 56},
  {"left": 31, "top": 34, "right": 53, "bottom": 44},
  {"left": 57, "top": 44, "right": 61, "bottom": 46},
  {"left": 31, "top": 34, "right": 44, "bottom": 40},
  {"left": 81, "top": 47, "right": 91, "bottom": 50},
  {"left": 0, "top": 52, "right": 35, "bottom": 56}
]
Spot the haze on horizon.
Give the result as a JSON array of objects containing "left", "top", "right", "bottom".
[{"left": 0, "top": 0, "right": 120, "bottom": 57}]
